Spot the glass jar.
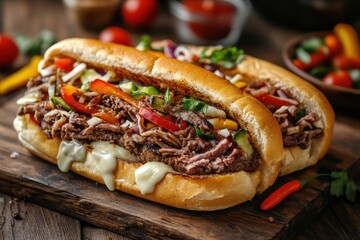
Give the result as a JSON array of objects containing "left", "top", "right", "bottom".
[{"left": 169, "top": 0, "right": 252, "bottom": 46}]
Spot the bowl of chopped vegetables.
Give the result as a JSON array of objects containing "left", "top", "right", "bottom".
[{"left": 282, "top": 23, "right": 360, "bottom": 112}]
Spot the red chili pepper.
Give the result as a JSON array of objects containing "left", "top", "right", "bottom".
[
  {"left": 139, "top": 106, "right": 181, "bottom": 132},
  {"left": 89, "top": 79, "right": 139, "bottom": 108},
  {"left": 61, "top": 85, "right": 94, "bottom": 115},
  {"left": 260, "top": 179, "right": 305, "bottom": 211},
  {"left": 54, "top": 58, "right": 76, "bottom": 72},
  {"left": 255, "top": 93, "right": 294, "bottom": 108},
  {"left": 332, "top": 55, "right": 360, "bottom": 69},
  {"left": 292, "top": 52, "right": 328, "bottom": 71}
]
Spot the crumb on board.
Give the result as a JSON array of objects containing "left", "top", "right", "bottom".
[
  {"left": 10, "top": 151, "right": 20, "bottom": 159},
  {"left": 268, "top": 217, "right": 274, "bottom": 223}
]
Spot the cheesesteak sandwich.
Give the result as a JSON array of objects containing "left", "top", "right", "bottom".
[
  {"left": 13, "top": 38, "right": 283, "bottom": 211},
  {"left": 141, "top": 38, "right": 335, "bottom": 176}
]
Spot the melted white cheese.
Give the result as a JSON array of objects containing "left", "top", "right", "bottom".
[
  {"left": 57, "top": 140, "right": 86, "bottom": 172},
  {"left": 90, "top": 141, "right": 137, "bottom": 191},
  {"left": 135, "top": 162, "right": 173, "bottom": 195}
]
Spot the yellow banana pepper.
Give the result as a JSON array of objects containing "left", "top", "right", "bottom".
[
  {"left": 333, "top": 23, "right": 360, "bottom": 58},
  {"left": 0, "top": 55, "right": 42, "bottom": 95},
  {"left": 208, "top": 118, "right": 238, "bottom": 131}
]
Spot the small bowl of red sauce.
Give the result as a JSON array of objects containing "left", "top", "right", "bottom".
[
  {"left": 169, "top": 0, "right": 251, "bottom": 46},
  {"left": 282, "top": 24, "right": 360, "bottom": 112}
]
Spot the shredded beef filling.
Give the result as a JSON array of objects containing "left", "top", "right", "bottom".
[
  {"left": 245, "top": 80, "right": 324, "bottom": 149},
  {"left": 18, "top": 76, "right": 260, "bottom": 175}
]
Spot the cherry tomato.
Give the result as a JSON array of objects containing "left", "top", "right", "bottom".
[
  {"left": 322, "top": 70, "right": 353, "bottom": 88},
  {"left": 99, "top": 26, "right": 132, "bottom": 46},
  {"left": 121, "top": 0, "right": 159, "bottom": 28},
  {"left": 324, "top": 34, "right": 342, "bottom": 56},
  {"left": 0, "top": 34, "right": 19, "bottom": 69}
]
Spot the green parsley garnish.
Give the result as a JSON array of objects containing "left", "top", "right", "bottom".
[{"left": 199, "top": 47, "right": 245, "bottom": 69}]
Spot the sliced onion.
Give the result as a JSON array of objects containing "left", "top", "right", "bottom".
[
  {"left": 83, "top": 91, "right": 100, "bottom": 97},
  {"left": 59, "top": 110, "right": 71, "bottom": 117},
  {"left": 276, "top": 90, "right": 298, "bottom": 105},
  {"left": 313, "top": 119, "right": 324, "bottom": 129},
  {"left": 163, "top": 40, "right": 176, "bottom": 58},
  {"left": 218, "top": 129, "right": 230, "bottom": 137},
  {"left": 274, "top": 105, "right": 289, "bottom": 114},
  {"left": 40, "top": 64, "right": 56, "bottom": 77},
  {"left": 229, "top": 74, "right": 242, "bottom": 83},
  {"left": 79, "top": 96, "right": 86, "bottom": 104},
  {"left": 214, "top": 70, "right": 225, "bottom": 78},
  {"left": 44, "top": 109, "right": 60, "bottom": 118},
  {"left": 203, "top": 64, "right": 216, "bottom": 72},
  {"left": 62, "top": 63, "right": 86, "bottom": 82},
  {"left": 287, "top": 126, "right": 300, "bottom": 135},
  {"left": 174, "top": 45, "right": 192, "bottom": 62},
  {"left": 206, "top": 105, "right": 226, "bottom": 118},
  {"left": 87, "top": 117, "right": 103, "bottom": 126}
]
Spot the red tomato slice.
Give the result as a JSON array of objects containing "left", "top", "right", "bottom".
[
  {"left": 55, "top": 58, "right": 75, "bottom": 72},
  {"left": 121, "top": 0, "right": 159, "bottom": 28},
  {"left": 322, "top": 70, "right": 353, "bottom": 88},
  {"left": 0, "top": 34, "right": 19, "bottom": 68},
  {"left": 99, "top": 26, "right": 132, "bottom": 46},
  {"left": 139, "top": 107, "right": 180, "bottom": 132}
]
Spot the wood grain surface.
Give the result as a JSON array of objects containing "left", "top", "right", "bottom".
[
  {"left": 1, "top": 0, "right": 360, "bottom": 239},
  {"left": 0, "top": 89, "right": 359, "bottom": 239}
]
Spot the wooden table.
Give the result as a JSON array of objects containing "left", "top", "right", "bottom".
[{"left": 1, "top": 0, "right": 359, "bottom": 239}]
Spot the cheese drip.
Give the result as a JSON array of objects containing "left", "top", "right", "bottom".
[
  {"left": 135, "top": 162, "right": 173, "bottom": 194},
  {"left": 90, "top": 141, "right": 137, "bottom": 191},
  {"left": 57, "top": 140, "right": 86, "bottom": 172}
]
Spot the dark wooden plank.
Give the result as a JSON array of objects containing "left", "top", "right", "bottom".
[
  {"left": 0, "top": 138, "right": 347, "bottom": 240},
  {"left": 82, "top": 223, "right": 131, "bottom": 240},
  {"left": 294, "top": 208, "right": 350, "bottom": 240},
  {"left": 331, "top": 199, "right": 360, "bottom": 240},
  {"left": 0, "top": 193, "right": 81, "bottom": 240}
]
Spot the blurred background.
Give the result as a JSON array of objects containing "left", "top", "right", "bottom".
[{"left": 1, "top": 0, "right": 360, "bottom": 66}]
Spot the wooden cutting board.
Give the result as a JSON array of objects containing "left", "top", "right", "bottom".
[{"left": 1, "top": 90, "right": 359, "bottom": 240}]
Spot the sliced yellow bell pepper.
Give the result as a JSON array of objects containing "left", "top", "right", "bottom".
[
  {"left": 234, "top": 81, "right": 247, "bottom": 89},
  {"left": 0, "top": 56, "right": 42, "bottom": 95},
  {"left": 333, "top": 23, "right": 360, "bottom": 58},
  {"left": 208, "top": 118, "right": 238, "bottom": 131}
]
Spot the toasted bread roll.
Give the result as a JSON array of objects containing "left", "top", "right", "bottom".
[{"left": 14, "top": 38, "right": 283, "bottom": 210}]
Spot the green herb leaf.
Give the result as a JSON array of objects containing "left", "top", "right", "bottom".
[
  {"left": 329, "top": 170, "right": 359, "bottom": 202},
  {"left": 182, "top": 97, "right": 208, "bottom": 113},
  {"left": 194, "top": 126, "right": 215, "bottom": 140},
  {"left": 345, "top": 180, "right": 357, "bottom": 202},
  {"left": 199, "top": 47, "right": 245, "bottom": 69},
  {"left": 136, "top": 34, "right": 152, "bottom": 51},
  {"left": 296, "top": 47, "right": 311, "bottom": 64}
]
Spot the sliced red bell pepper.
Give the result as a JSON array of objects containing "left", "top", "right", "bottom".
[
  {"left": 164, "top": 115, "right": 188, "bottom": 129},
  {"left": 255, "top": 93, "right": 294, "bottom": 108},
  {"left": 61, "top": 85, "right": 94, "bottom": 115},
  {"left": 54, "top": 58, "right": 76, "bottom": 72},
  {"left": 92, "top": 111, "right": 121, "bottom": 126},
  {"left": 89, "top": 79, "right": 139, "bottom": 108},
  {"left": 139, "top": 106, "right": 181, "bottom": 132}
]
